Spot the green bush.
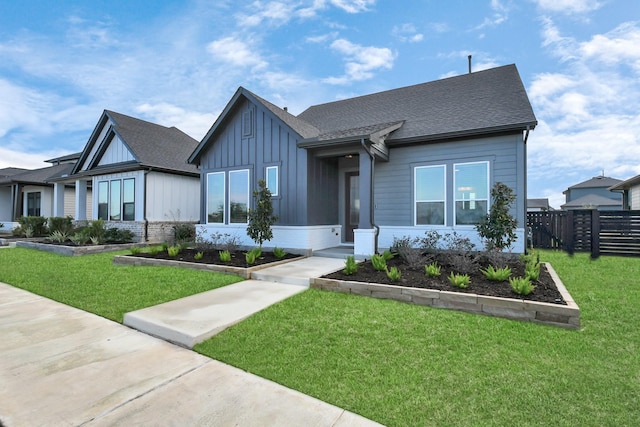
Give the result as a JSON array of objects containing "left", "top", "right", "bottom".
[
  {"left": 129, "top": 246, "right": 142, "bottom": 255},
  {"left": 371, "top": 254, "right": 387, "bottom": 271},
  {"left": 48, "top": 216, "right": 74, "bottom": 235},
  {"left": 247, "top": 179, "right": 277, "bottom": 247},
  {"left": 149, "top": 245, "right": 161, "bottom": 255},
  {"left": 17, "top": 216, "right": 48, "bottom": 237},
  {"left": 173, "top": 223, "right": 195, "bottom": 245},
  {"left": 381, "top": 249, "right": 395, "bottom": 261},
  {"left": 273, "top": 247, "right": 287, "bottom": 259},
  {"left": 448, "top": 272, "right": 471, "bottom": 289},
  {"left": 386, "top": 266, "right": 402, "bottom": 281},
  {"left": 343, "top": 256, "right": 358, "bottom": 275},
  {"left": 104, "top": 227, "right": 135, "bottom": 243},
  {"left": 167, "top": 246, "right": 180, "bottom": 257},
  {"left": 219, "top": 250, "right": 232, "bottom": 262},
  {"left": 48, "top": 230, "right": 70, "bottom": 243},
  {"left": 509, "top": 276, "right": 535, "bottom": 295},
  {"left": 194, "top": 251, "right": 204, "bottom": 260},
  {"left": 476, "top": 182, "right": 518, "bottom": 251},
  {"left": 86, "top": 219, "right": 106, "bottom": 243},
  {"left": 245, "top": 250, "right": 257, "bottom": 265},
  {"left": 481, "top": 265, "right": 512, "bottom": 281},
  {"left": 525, "top": 263, "right": 540, "bottom": 281},
  {"left": 425, "top": 262, "right": 441, "bottom": 277}
]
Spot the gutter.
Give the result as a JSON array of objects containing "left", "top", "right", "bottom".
[{"left": 361, "top": 138, "right": 379, "bottom": 253}]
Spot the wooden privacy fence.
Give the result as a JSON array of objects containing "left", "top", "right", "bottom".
[{"left": 527, "top": 210, "right": 640, "bottom": 258}]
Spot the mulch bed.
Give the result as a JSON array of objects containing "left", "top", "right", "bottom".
[
  {"left": 324, "top": 254, "right": 566, "bottom": 305},
  {"left": 130, "top": 248, "right": 299, "bottom": 268}
]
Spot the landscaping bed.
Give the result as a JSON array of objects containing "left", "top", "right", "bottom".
[{"left": 15, "top": 240, "right": 144, "bottom": 256}]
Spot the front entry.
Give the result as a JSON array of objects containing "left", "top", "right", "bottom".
[{"left": 345, "top": 172, "right": 360, "bottom": 242}]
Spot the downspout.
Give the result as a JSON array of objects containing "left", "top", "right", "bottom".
[
  {"left": 523, "top": 125, "right": 531, "bottom": 145},
  {"left": 143, "top": 169, "right": 149, "bottom": 242},
  {"left": 360, "top": 138, "right": 379, "bottom": 252}
]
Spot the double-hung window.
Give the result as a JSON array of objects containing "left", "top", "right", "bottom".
[
  {"left": 454, "top": 162, "right": 489, "bottom": 225},
  {"left": 415, "top": 165, "right": 445, "bottom": 225},
  {"left": 207, "top": 169, "right": 250, "bottom": 224}
]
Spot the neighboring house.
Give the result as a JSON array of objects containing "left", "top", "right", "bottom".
[
  {"left": 527, "top": 198, "right": 553, "bottom": 212},
  {"left": 57, "top": 110, "right": 201, "bottom": 242},
  {"left": 0, "top": 154, "right": 91, "bottom": 231},
  {"left": 188, "top": 64, "right": 537, "bottom": 255},
  {"left": 609, "top": 173, "right": 640, "bottom": 210},
  {"left": 561, "top": 176, "right": 623, "bottom": 210}
]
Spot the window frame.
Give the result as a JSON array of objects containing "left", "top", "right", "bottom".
[
  {"left": 206, "top": 172, "right": 226, "bottom": 224},
  {"left": 414, "top": 165, "right": 446, "bottom": 226},
  {"left": 228, "top": 169, "right": 250, "bottom": 224},
  {"left": 109, "top": 180, "right": 122, "bottom": 221},
  {"left": 265, "top": 166, "right": 279, "bottom": 197},
  {"left": 26, "top": 192, "right": 41, "bottom": 216},
  {"left": 453, "top": 161, "right": 490, "bottom": 226},
  {"left": 122, "top": 178, "right": 135, "bottom": 221},
  {"left": 97, "top": 181, "right": 109, "bottom": 220}
]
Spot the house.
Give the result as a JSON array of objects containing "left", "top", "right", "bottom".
[
  {"left": 188, "top": 64, "right": 537, "bottom": 255},
  {"left": 527, "top": 198, "right": 553, "bottom": 212},
  {"left": 609, "top": 173, "right": 640, "bottom": 210},
  {"left": 561, "top": 175, "right": 623, "bottom": 210},
  {"left": 56, "top": 110, "right": 201, "bottom": 242},
  {"left": 0, "top": 153, "right": 91, "bottom": 231}
]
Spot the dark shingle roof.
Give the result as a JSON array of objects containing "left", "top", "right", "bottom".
[
  {"left": 567, "top": 176, "right": 623, "bottom": 190},
  {"left": 103, "top": 111, "right": 199, "bottom": 175},
  {"left": 0, "top": 167, "right": 29, "bottom": 178},
  {"left": 249, "top": 91, "right": 320, "bottom": 139},
  {"left": 609, "top": 173, "right": 640, "bottom": 191},
  {"left": 561, "top": 194, "right": 622, "bottom": 209},
  {"left": 0, "top": 163, "right": 74, "bottom": 185},
  {"left": 297, "top": 64, "right": 537, "bottom": 143}
]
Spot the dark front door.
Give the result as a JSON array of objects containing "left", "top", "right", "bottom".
[{"left": 345, "top": 172, "right": 359, "bottom": 242}]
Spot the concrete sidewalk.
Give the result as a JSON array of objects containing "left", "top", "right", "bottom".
[{"left": 0, "top": 282, "right": 382, "bottom": 427}]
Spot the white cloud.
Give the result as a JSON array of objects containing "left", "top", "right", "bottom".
[
  {"left": 533, "top": 0, "right": 602, "bottom": 14},
  {"left": 329, "top": 0, "right": 375, "bottom": 13},
  {"left": 0, "top": 147, "right": 54, "bottom": 170},
  {"left": 473, "top": 0, "right": 510, "bottom": 30},
  {"left": 135, "top": 103, "right": 216, "bottom": 141},
  {"left": 324, "top": 38, "right": 395, "bottom": 84},
  {"left": 392, "top": 24, "right": 424, "bottom": 43},
  {"left": 207, "top": 36, "right": 268, "bottom": 70},
  {"left": 579, "top": 22, "right": 640, "bottom": 71}
]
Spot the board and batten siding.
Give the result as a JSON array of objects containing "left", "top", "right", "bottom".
[
  {"left": 630, "top": 186, "right": 640, "bottom": 210},
  {"left": 374, "top": 133, "right": 526, "bottom": 227},
  {"left": 98, "top": 135, "right": 135, "bottom": 166},
  {"left": 146, "top": 172, "right": 199, "bottom": 221},
  {"left": 197, "top": 98, "right": 317, "bottom": 226}
]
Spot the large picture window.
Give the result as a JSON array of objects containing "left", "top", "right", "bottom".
[
  {"left": 415, "top": 165, "right": 445, "bottom": 225},
  {"left": 97, "top": 178, "right": 135, "bottom": 221},
  {"left": 97, "top": 181, "right": 109, "bottom": 220},
  {"left": 206, "top": 170, "right": 250, "bottom": 224},
  {"left": 454, "top": 162, "right": 489, "bottom": 225},
  {"left": 110, "top": 180, "right": 121, "bottom": 221}
]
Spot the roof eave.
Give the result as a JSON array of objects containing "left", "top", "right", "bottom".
[{"left": 387, "top": 122, "right": 537, "bottom": 146}]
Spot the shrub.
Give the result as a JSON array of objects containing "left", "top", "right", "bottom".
[
  {"left": 425, "top": 262, "right": 441, "bottom": 277},
  {"left": 48, "top": 216, "right": 74, "bottom": 235},
  {"left": 219, "top": 250, "right": 231, "bottom": 262},
  {"left": 194, "top": 251, "right": 204, "bottom": 260},
  {"left": 343, "top": 256, "right": 358, "bottom": 275},
  {"left": 510, "top": 276, "right": 535, "bottom": 295},
  {"left": 149, "top": 245, "right": 161, "bottom": 255},
  {"left": 481, "top": 265, "right": 512, "bottom": 281},
  {"left": 371, "top": 254, "right": 388, "bottom": 271},
  {"left": 386, "top": 266, "right": 402, "bottom": 281},
  {"left": 167, "top": 246, "right": 180, "bottom": 257},
  {"left": 130, "top": 246, "right": 142, "bottom": 255},
  {"left": 86, "top": 219, "right": 106, "bottom": 244},
  {"left": 476, "top": 182, "right": 518, "bottom": 251},
  {"left": 17, "top": 216, "right": 48, "bottom": 237},
  {"left": 417, "top": 230, "right": 442, "bottom": 253},
  {"left": 442, "top": 231, "right": 476, "bottom": 253},
  {"left": 391, "top": 235, "right": 430, "bottom": 268},
  {"left": 525, "top": 263, "right": 540, "bottom": 281},
  {"left": 48, "top": 230, "right": 70, "bottom": 243},
  {"left": 247, "top": 179, "right": 278, "bottom": 248},
  {"left": 69, "top": 230, "right": 90, "bottom": 245},
  {"left": 245, "top": 251, "right": 257, "bottom": 265},
  {"left": 381, "top": 249, "right": 395, "bottom": 261},
  {"left": 448, "top": 272, "right": 471, "bottom": 289},
  {"left": 173, "top": 223, "right": 195, "bottom": 245},
  {"left": 445, "top": 253, "right": 479, "bottom": 275},
  {"left": 273, "top": 247, "right": 287, "bottom": 259},
  {"left": 104, "top": 227, "right": 135, "bottom": 243}
]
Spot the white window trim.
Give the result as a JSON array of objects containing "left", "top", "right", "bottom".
[
  {"left": 206, "top": 171, "right": 225, "bottom": 224},
  {"left": 453, "top": 161, "right": 490, "bottom": 226},
  {"left": 414, "top": 165, "right": 446, "bottom": 226},
  {"left": 266, "top": 166, "right": 279, "bottom": 197},
  {"left": 228, "top": 169, "right": 250, "bottom": 224}
]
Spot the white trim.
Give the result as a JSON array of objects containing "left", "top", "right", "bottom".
[
  {"left": 229, "top": 169, "right": 250, "bottom": 224},
  {"left": 453, "top": 161, "right": 489, "bottom": 226},
  {"left": 414, "top": 164, "right": 446, "bottom": 226},
  {"left": 206, "top": 171, "right": 225, "bottom": 224},
  {"left": 266, "top": 166, "right": 278, "bottom": 197}
]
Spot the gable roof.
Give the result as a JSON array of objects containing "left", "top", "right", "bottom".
[
  {"left": 561, "top": 194, "right": 622, "bottom": 209},
  {"left": 72, "top": 110, "right": 199, "bottom": 177},
  {"left": 565, "top": 176, "right": 623, "bottom": 192},
  {"left": 0, "top": 163, "right": 74, "bottom": 186},
  {"left": 297, "top": 64, "right": 537, "bottom": 145},
  {"left": 609, "top": 173, "right": 640, "bottom": 191}
]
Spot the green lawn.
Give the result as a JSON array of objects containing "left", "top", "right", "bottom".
[
  {"left": 195, "top": 251, "right": 640, "bottom": 426},
  {"left": 0, "top": 247, "right": 243, "bottom": 322}
]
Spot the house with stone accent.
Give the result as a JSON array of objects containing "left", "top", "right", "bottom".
[
  {"left": 58, "top": 110, "right": 200, "bottom": 242},
  {"left": 188, "top": 64, "right": 537, "bottom": 256}
]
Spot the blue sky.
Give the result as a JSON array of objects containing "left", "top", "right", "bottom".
[{"left": 1, "top": 0, "right": 638, "bottom": 208}]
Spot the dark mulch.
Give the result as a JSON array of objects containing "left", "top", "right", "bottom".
[
  {"left": 130, "top": 248, "right": 299, "bottom": 268},
  {"left": 324, "top": 254, "right": 566, "bottom": 305}
]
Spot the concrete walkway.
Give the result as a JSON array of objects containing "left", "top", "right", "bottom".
[
  {"left": 0, "top": 282, "right": 382, "bottom": 427},
  {"left": 124, "top": 256, "right": 346, "bottom": 348}
]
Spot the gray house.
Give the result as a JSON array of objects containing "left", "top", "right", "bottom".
[
  {"left": 561, "top": 175, "right": 623, "bottom": 210},
  {"left": 609, "top": 173, "right": 640, "bottom": 210},
  {"left": 188, "top": 64, "right": 537, "bottom": 255}
]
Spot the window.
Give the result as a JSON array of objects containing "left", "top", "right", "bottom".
[
  {"left": 415, "top": 166, "right": 445, "bottom": 225},
  {"left": 454, "top": 162, "right": 489, "bottom": 225},
  {"left": 207, "top": 172, "right": 225, "bottom": 223},
  {"left": 97, "top": 181, "right": 108, "bottom": 220},
  {"left": 110, "top": 180, "right": 121, "bottom": 221},
  {"left": 27, "top": 192, "right": 41, "bottom": 216},
  {"left": 206, "top": 170, "right": 250, "bottom": 224},
  {"left": 97, "top": 178, "right": 135, "bottom": 221},
  {"left": 123, "top": 179, "right": 135, "bottom": 221},
  {"left": 229, "top": 170, "right": 249, "bottom": 223},
  {"left": 266, "top": 166, "right": 278, "bottom": 196}
]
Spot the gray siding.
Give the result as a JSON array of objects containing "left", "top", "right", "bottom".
[
  {"left": 374, "top": 133, "right": 526, "bottom": 227},
  {"left": 568, "top": 187, "right": 622, "bottom": 202},
  {"left": 197, "top": 98, "right": 314, "bottom": 225},
  {"left": 307, "top": 156, "right": 339, "bottom": 225}
]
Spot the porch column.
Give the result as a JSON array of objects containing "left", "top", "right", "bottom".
[
  {"left": 75, "top": 180, "right": 88, "bottom": 220},
  {"left": 53, "top": 183, "right": 65, "bottom": 217},
  {"left": 355, "top": 147, "right": 376, "bottom": 257}
]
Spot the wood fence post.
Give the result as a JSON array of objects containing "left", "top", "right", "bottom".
[
  {"left": 565, "top": 211, "right": 574, "bottom": 255},
  {"left": 591, "top": 209, "right": 600, "bottom": 259}
]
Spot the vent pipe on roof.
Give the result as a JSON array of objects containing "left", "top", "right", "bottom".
[
  {"left": 283, "top": 106, "right": 288, "bottom": 112},
  {"left": 468, "top": 55, "right": 472, "bottom": 74}
]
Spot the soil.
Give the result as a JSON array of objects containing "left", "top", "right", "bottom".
[
  {"left": 324, "top": 254, "right": 566, "bottom": 305},
  {"left": 130, "top": 248, "right": 300, "bottom": 268}
]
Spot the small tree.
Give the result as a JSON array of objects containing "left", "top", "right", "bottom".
[
  {"left": 247, "top": 179, "right": 278, "bottom": 248},
  {"left": 475, "top": 182, "right": 518, "bottom": 251}
]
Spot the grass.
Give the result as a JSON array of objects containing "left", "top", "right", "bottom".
[
  {"left": 0, "top": 247, "right": 243, "bottom": 322},
  {"left": 195, "top": 251, "right": 640, "bottom": 426}
]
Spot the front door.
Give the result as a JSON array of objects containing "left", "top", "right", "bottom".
[{"left": 345, "top": 172, "right": 359, "bottom": 242}]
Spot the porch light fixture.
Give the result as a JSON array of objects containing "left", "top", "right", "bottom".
[{"left": 345, "top": 154, "right": 354, "bottom": 159}]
